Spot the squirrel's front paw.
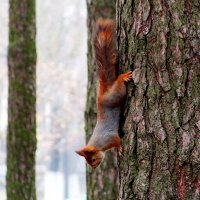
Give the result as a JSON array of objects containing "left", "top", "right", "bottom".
[{"left": 122, "top": 71, "right": 133, "bottom": 82}]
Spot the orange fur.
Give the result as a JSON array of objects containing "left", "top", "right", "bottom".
[
  {"left": 76, "top": 19, "right": 133, "bottom": 169},
  {"left": 76, "top": 146, "right": 98, "bottom": 157},
  {"left": 94, "top": 19, "right": 118, "bottom": 120},
  {"left": 94, "top": 19, "right": 118, "bottom": 92}
]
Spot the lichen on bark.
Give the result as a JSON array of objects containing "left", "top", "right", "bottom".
[{"left": 117, "top": 0, "right": 200, "bottom": 199}]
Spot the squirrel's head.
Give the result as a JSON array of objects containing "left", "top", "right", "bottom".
[{"left": 76, "top": 147, "right": 105, "bottom": 168}]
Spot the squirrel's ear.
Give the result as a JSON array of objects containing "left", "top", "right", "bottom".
[
  {"left": 75, "top": 149, "right": 86, "bottom": 157},
  {"left": 76, "top": 147, "right": 98, "bottom": 157}
]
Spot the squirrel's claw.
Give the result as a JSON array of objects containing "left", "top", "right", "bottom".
[
  {"left": 117, "top": 145, "right": 122, "bottom": 156},
  {"left": 122, "top": 71, "right": 133, "bottom": 82}
]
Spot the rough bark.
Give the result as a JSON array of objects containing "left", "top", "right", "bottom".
[
  {"left": 117, "top": 0, "right": 200, "bottom": 199},
  {"left": 7, "top": 1, "right": 37, "bottom": 200},
  {"left": 85, "top": 1, "right": 118, "bottom": 200}
]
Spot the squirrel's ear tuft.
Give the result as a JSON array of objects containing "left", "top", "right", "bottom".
[{"left": 75, "top": 149, "right": 85, "bottom": 157}]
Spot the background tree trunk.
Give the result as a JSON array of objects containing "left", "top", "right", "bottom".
[
  {"left": 7, "top": 0, "right": 37, "bottom": 200},
  {"left": 85, "top": 1, "right": 118, "bottom": 199},
  {"left": 117, "top": 0, "right": 200, "bottom": 199}
]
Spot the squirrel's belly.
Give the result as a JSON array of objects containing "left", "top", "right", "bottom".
[
  {"left": 88, "top": 107, "right": 121, "bottom": 149},
  {"left": 88, "top": 130, "right": 118, "bottom": 150}
]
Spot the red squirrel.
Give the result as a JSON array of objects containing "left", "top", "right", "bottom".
[{"left": 76, "top": 19, "right": 133, "bottom": 168}]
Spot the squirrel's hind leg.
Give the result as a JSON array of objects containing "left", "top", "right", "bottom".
[
  {"left": 112, "top": 134, "right": 122, "bottom": 156},
  {"left": 117, "top": 143, "right": 122, "bottom": 156}
]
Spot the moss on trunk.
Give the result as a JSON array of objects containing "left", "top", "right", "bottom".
[{"left": 7, "top": 1, "right": 37, "bottom": 200}]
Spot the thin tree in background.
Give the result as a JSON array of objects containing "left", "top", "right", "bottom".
[
  {"left": 85, "top": 0, "right": 118, "bottom": 199},
  {"left": 7, "top": 0, "right": 37, "bottom": 200},
  {"left": 117, "top": 0, "right": 200, "bottom": 199}
]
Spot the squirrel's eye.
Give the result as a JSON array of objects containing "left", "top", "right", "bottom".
[{"left": 92, "top": 158, "right": 96, "bottom": 162}]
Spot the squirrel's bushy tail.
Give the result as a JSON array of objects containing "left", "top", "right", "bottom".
[{"left": 94, "top": 19, "right": 118, "bottom": 87}]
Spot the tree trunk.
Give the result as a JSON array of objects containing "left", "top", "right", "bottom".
[
  {"left": 117, "top": 0, "right": 200, "bottom": 199},
  {"left": 7, "top": 1, "right": 37, "bottom": 200},
  {"left": 85, "top": 1, "right": 118, "bottom": 199}
]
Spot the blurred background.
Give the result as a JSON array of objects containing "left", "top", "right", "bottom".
[{"left": 0, "top": 0, "right": 87, "bottom": 199}]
